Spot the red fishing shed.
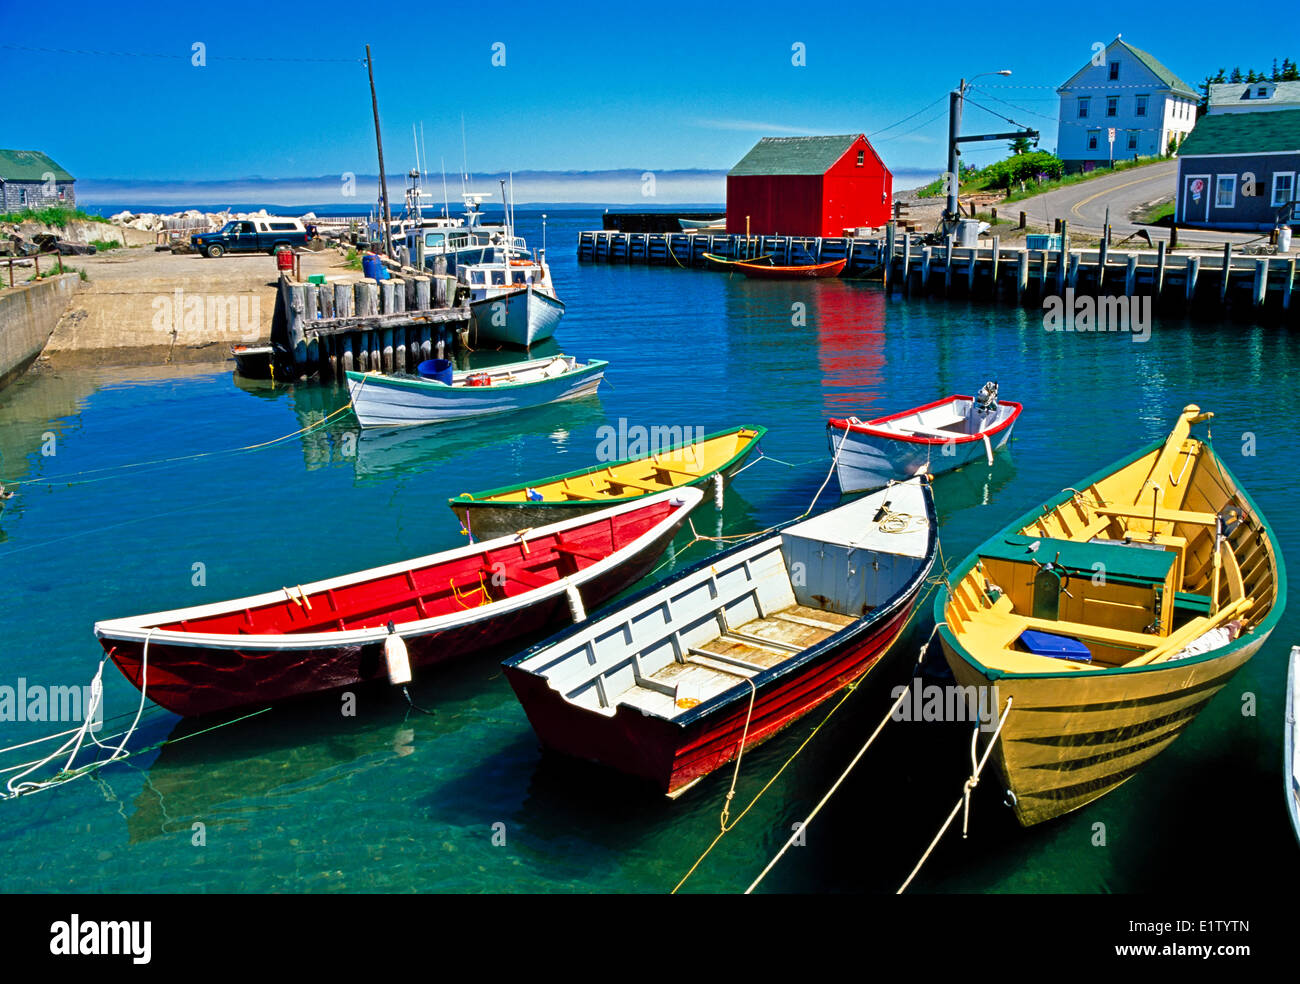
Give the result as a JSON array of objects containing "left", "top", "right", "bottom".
[{"left": 725, "top": 134, "right": 893, "bottom": 237}]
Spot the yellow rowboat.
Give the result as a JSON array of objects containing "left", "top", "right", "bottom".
[
  {"left": 449, "top": 425, "right": 767, "bottom": 540},
  {"left": 935, "top": 405, "right": 1286, "bottom": 827}
]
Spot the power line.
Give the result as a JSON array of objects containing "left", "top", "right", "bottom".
[
  {"left": 867, "top": 92, "right": 950, "bottom": 138},
  {"left": 873, "top": 105, "right": 951, "bottom": 143},
  {"left": 0, "top": 42, "right": 364, "bottom": 64}
]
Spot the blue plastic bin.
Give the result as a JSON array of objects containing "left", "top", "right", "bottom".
[
  {"left": 361, "top": 252, "right": 389, "bottom": 281},
  {"left": 417, "top": 359, "right": 454, "bottom": 385},
  {"left": 1017, "top": 629, "right": 1091, "bottom": 663}
]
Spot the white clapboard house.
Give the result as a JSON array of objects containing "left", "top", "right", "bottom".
[{"left": 1055, "top": 36, "right": 1198, "bottom": 171}]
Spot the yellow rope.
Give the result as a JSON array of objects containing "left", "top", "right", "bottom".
[
  {"left": 449, "top": 570, "right": 490, "bottom": 609},
  {"left": 670, "top": 576, "right": 945, "bottom": 894}
]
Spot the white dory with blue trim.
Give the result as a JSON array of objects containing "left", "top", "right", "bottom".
[
  {"left": 346, "top": 354, "right": 605, "bottom": 429},
  {"left": 827, "top": 382, "right": 1022, "bottom": 493}
]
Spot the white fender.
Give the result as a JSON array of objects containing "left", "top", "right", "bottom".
[{"left": 384, "top": 631, "right": 413, "bottom": 685}]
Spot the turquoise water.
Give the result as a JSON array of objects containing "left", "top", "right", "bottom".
[{"left": 0, "top": 210, "right": 1297, "bottom": 893}]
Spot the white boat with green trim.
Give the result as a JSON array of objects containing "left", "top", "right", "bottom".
[{"left": 345, "top": 355, "right": 605, "bottom": 429}]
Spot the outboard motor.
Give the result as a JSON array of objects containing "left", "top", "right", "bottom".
[{"left": 975, "top": 380, "right": 999, "bottom": 415}]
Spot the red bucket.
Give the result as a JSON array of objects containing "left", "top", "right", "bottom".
[{"left": 275, "top": 249, "right": 294, "bottom": 272}]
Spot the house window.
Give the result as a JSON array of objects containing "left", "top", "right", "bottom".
[
  {"left": 1106, "top": 96, "right": 1118, "bottom": 117},
  {"left": 1078, "top": 97, "right": 1090, "bottom": 119},
  {"left": 1135, "top": 94, "right": 1148, "bottom": 117},
  {"left": 1127, "top": 131, "right": 1138, "bottom": 151},
  {"left": 1215, "top": 174, "right": 1237, "bottom": 208},
  {"left": 856, "top": 150, "right": 865, "bottom": 166},
  {"left": 1087, "top": 131, "right": 1099, "bottom": 150},
  {"left": 1273, "top": 172, "right": 1296, "bottom": 208},
  {"left": 1108, "top": 61, "right": 1120, "bottom": 80},
  {"left": 1257, "top": 86, "right": 1268, "bottom": 98}
]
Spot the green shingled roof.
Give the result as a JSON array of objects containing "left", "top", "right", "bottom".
[
  {"left": 1177, "top": 109, "right": 1300, "bottom": 157},
  {"left": 0, "top": 149, "right": 74, "bottom": 182},
  {"left": 1117, "top": 40, "right": 1198, "bottom": 99},
  {"left": 729, "top": 135, "right": 860, "bottom": 176}
]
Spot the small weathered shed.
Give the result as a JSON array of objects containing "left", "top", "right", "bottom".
[{"left": 0, "top": 149, "right": 76, "bottom": 211}]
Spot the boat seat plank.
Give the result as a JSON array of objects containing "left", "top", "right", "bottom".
[
  {"left": 653, "top": 464, "right": 705, "bottom": 480},
  {"left": 786, "top": 604, "right": 854, "bottom": 627},
  {"left": 554, "top": 541, "right": 605, "bottom": 561},
  {"left": 1092, "top": 505, "right": 1219, "bottom": 527},
  {"left": 605, "top": 477, "right": 664, "bottom": 493}
]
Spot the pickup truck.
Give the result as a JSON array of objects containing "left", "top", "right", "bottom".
[{"left": 192, "top": 218, "right": 311, "bottom": 257}]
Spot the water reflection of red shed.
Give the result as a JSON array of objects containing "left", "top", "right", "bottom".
[{"left": 726, "top": 134, "right": 893, "bottom": 237}]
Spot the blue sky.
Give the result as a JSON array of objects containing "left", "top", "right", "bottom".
[{"left": 2, "top": 1, "right": 1287, "bottom": 200}]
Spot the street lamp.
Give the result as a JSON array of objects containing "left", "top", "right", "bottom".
[{"left": 945, "top": 69, "right": 1013, "bottom": 224}]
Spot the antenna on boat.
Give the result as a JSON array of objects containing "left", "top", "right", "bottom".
[
  {"left": 420, "top": 122, "right": 429, "bottom": 189},
  {"left": 441, "top": 157, "right": 450, "bottom": 220},
  {"left": 460, "top": 113, "right": 470, "bottom": 200}
]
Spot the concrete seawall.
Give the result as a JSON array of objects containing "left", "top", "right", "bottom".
[
  {"left": 46, "top": 248, "right": 351, "bottom": 360},
  {"left": 0, "top": 274, "right": 80, "bottom": 391}
]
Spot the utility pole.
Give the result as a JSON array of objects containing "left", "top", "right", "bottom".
[
  {"left": 945, "top": 80, "right": 965, "bottom": 225},
  {"left": 366, "top": 44, "right": 394, "bottom": 259}
]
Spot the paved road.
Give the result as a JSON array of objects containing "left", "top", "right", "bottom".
[{"left": 1002, "top": 160, "right": 1273, "bottom": 248}]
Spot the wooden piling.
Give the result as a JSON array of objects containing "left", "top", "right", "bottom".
[
  {"left": 303, "top": 283, "right": 319, "bottom": 370},
  {"left": 901, "top": 234, "right": 912, "bottom": 294},
  {"left": 1220, "top": 243, "right": 1232, "bottom": 304},
  {"left": 1097, "top": 236, "right": 1108, "bottom": 289},
  {"left": 283, "top": 280, "right": 307, "bottom": 367},
  {"left": 1155, "top": 241, "right": 1167, "bottom": 295},
  {"left": 355, "top": 279, "right": 379, "bottom": 317},
  {"left": 943, "top": 236, "right": 954, "bottom": 294},
  {"left": 1186, "top": 255, "right": 1200, "bottom": 302},
  {"left": 1068, "top": 252, "right": 1081, "bottom": 289},
  {"left": 342, "top": 334, "right": 355, "bottom": 375},
  {"left": 1016, "top": 250, "right": 1029, "bottom": 302},
  {"left": 1284, "top": 259, "right": 1295, "bottom": 310},
  {"left": 921, "top": 246, "right": 932, "bottom": 289},
  {"left": 990, "top": 236, "right": 1000, "bottom": 296},
  {"left": 334, "top": 282, "right": 354, "bottom": 320},
  {"left": 1253, "top": 259, "right": 1268, "bottom": 308},
  {"left": 883, "top": 223, "right": 894, "bottom": 292},
  {"left": 1058, "top": 220, "right": 1068, "bottom": 294},
  {"left": 1125, "top": 254, "right": 1137, "bottom": 296}
]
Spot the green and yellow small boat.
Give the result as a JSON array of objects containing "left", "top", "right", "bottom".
[
  {"left": 450, "top": 425, "right": 766, "bottom": 540},
  {"left": 936, "top": 405, "right": 1286, "bottom": 827}
]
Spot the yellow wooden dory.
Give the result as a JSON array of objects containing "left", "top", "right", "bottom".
[
  {"left": 936, "top": 405, "right": 1286, "bottom": 826},
  {"left": 449, "top": 426, "right": 766, "bottom": 540}
]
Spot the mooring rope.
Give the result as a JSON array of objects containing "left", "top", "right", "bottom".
[
  {"left": 896, "top": 695, "right": 1014, "bottom": 894},
  {"left": 670, "top": 581, "right": 947, "bottom": 894},
  {"left": 2, "top": 630, "right": 154, "bottom": 800},
  {"left": 0, "top": 403, "right": 355, "bottom": 491},
  {"left": 740, "top": 622, "right": 942, "bottom": 894}
]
